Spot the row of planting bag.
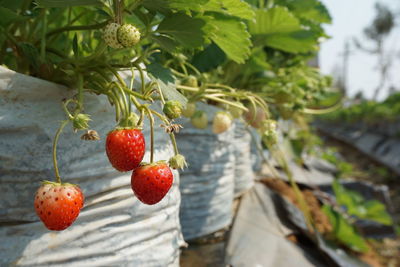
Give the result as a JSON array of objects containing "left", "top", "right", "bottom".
[
  {"left": 0, "top": 67, "right": 261, "bottom": 266},
  {"left": 317, "top": 121, "right": 400, "bottom": 176}
]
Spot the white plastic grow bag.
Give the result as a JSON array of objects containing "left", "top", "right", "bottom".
[
  {"left": 176, "top": 102, "right": 235, "bottom": 240},
  {"left": 0, "top": 66, "right": 184, "bottom": 266},
  {"left": 233, "top": 121, "right": 255, "bottom": 197}
]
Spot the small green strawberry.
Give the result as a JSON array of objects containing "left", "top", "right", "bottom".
[
  {"left": 191, "top": 110, "right": 208, "bottom": 129},
  {"left": 185, "top": 75, "right": 198, "bottom": 87},
  {"left": 212, "top": 111, "right": 232, "bottom": 134},
  {"left": 260, "top": 119, "right": 278, "bottom": 146},
  {"left": 103, "top": 23, "right": 124, "bottom": 49},
  {"left": 169, "top": 154, "right": 187, "bottom": 169},
  {"left": 163, "top": 101, "right": 183, "bottom": 119},
  {"left": 117, "top": 24, "right": 141, "bottom": 47},
  {"left": 182, "top": 102, "right": 196, "bottom": 118}
]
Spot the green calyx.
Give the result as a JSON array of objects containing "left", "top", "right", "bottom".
[
  {"left": 169, "top": 154, "right": 187, "bottom": 170},
  {"left": 163, "top": 101, "right": 183, "bottom": 119},
  {"left": 41, "top": 180, "right": 77, "bottom": 187},
  {"left": 72, "top": 113, "right": 91, "bottom": 132},
  {"left": 111, "top": 125, "right": 143, "bottom": 132},
  {"left": 138, "top": 160, "right": 168, "bottom": 168}
]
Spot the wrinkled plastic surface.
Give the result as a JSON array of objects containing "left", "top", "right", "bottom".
[
  {"left": 317, "top": 122, "right": 400, "bottom": 176},
  {"left": 226, "top": 183, "right": 324, "bottom": 267},
  {"left": 233, "top": 121, "right": 254, "bottom": 197},
  {"left": 0, "top": 66, "right": 184, "bottom": 266},
  {"left": 177, "top": 102, "right": 235, "bottom": 240}
]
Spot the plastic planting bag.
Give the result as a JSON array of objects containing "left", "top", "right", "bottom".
[
  {"left": 0, "top": 66, "right": 184, "bottom": 266},
  {"left": 177, "top": 103, "right": 235, "bottom": 240},
  {"left": 233, "top": 121, "right": 255, "bottom": 197}
]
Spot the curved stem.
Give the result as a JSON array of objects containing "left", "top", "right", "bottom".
[
  {"left": 53, "top": 120, "right": 69, "bottom": 183},
  {"left": 77, "top": 73, "right": 84, "bottom": 112},
  {"left": 156, "top": 83, "right": 166, "bottom": 105},
  {"left": 205, "top": 95, "right": 248, "bottom": 111},
  {"left": 150, "top": 109, "right": 169, "bottom": 124},
  {"left": 133, "top": 63, "right": 146, "bottom": 94},
  {"left": 144, "top": 106, "right": 155, "bottom": 163},
  {"left": 130, "top": 67, "right": 136, "bottom": 90},
  {"left": 169, "top": 133, "right": 179, "bottom": 155},
  {"left": 45, "top": 21, "right": 108, "bottom": 39},
  {"left": 184, "top": 61, "right": 201, "bottom": 76},
  {"left": 114, "top": 82, "right": 130, "bottom": 123}
]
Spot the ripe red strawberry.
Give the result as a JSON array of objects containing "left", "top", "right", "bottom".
[
  {"left": 106, "top": 128, "right": 145, "bottom": 172},
  {"left": 131, "top": 162, "right": 173, "bottom": 205},
  {"left": 34, "top": 181, "right": 84, "bottom": 231}
]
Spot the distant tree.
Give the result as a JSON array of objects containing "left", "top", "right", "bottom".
[{"left": 354, "top": 3, "right": 395, "bottom": 100}]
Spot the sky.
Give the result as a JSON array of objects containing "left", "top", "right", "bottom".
[{"left": 319, "top": 0, "right": 400, "bottom": 100}]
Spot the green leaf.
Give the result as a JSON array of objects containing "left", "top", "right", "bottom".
[
  {"left": 191, "top": 42, "right": 226, "bottom": 72},
  {"left": 264, "top": 30, "right": 318, "bottom": 53},
  {"left": 332, "top": 180, "right": 393, "bottom": 226},
  {"left": 72, "top": 34, "right": 79, "bottom": 57},
  {"left": 322, "top": 205, "right": 369, "bottom": 253},
  {"left": 202, "top": 0, "right": 255, "bottom": 20},
  {"left": 0, "top": 7, "right": 27, "bottom": 26},
  {"left": 249, "top": 7, "right": 301, "bottom": 35},
  {"left": 150, "top": 35, "right": 179, "bottom": 53},
  {"left": 203, "top": 14, "right": 251, "bottom": 64},
  {"left": 157, "top": 13, "right": 206, "bottom": 48},
  {"left": 36, "top": 0, "right": 102, "bottom": 7},
  {"left": 142, "top": 0, "right": 208, "bottom": 13},
  {"left": 249, "top": 7, "right": 318, "bottom": 53},
  {"left": 277, "top": 0, "right": 332, "bottom": 23},
  {"left": 147, "top": 63, "right": 187, "bottom": 106},
  {"left": 0, "top": 0, "right": 24, "bottom": 11}
]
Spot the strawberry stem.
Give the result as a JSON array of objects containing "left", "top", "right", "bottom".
[
  {"left": 77, "top": 73, "right": 84, "bottom": 112},
  {"left": 133, "top": 63, "right": 146, "bottom": 94},
  {"left": 144, "top": 106, "right": 154, "bottom": 163},
  {"left": 169, "top": 133, "right": 179, "bottom": 156},
  {"left": 53, "top": 120, "right": 69, "bottom": 183}
]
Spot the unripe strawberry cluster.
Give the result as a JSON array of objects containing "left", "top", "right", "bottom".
[{"left": 103, "top": 23, "right": 141, "bottom": 48}]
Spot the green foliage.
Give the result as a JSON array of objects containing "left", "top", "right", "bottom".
[
  {"left": 203, "top": 14, "right": 252, "bottom": 64},
  {"left": 332, "top": 180, "right": 393, "bottom": 226},
  {"left": 36, "top": 0, "right": 102, "bottom": 7},
  {"left": 322, "top": 204, "right": 369, "bottom": 253},
  {"left": 248, "top": 6, "right": 323, "bottom": 53},
  {"left": 322, "top": 92, "right": 400, "bottom": 124},
  {"left": 157, "top": 13, "right": 207, "bottom": 49}
]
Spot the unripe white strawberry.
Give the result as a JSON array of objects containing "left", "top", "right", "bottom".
[
  {"left": 103, "top": 23, "right": 124, "bottom": 48},
  {"left": 182, "top": 102, "right": 196, "bottom": 118},
  {"left": 191, "top": 110, "right": 208, "bottom": 129},
  {"left": 117, "top": 24, "right": 141, "bottom": 47},
  {"left": 212, "top": 111, "right": 232, "bottom": 134}
]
